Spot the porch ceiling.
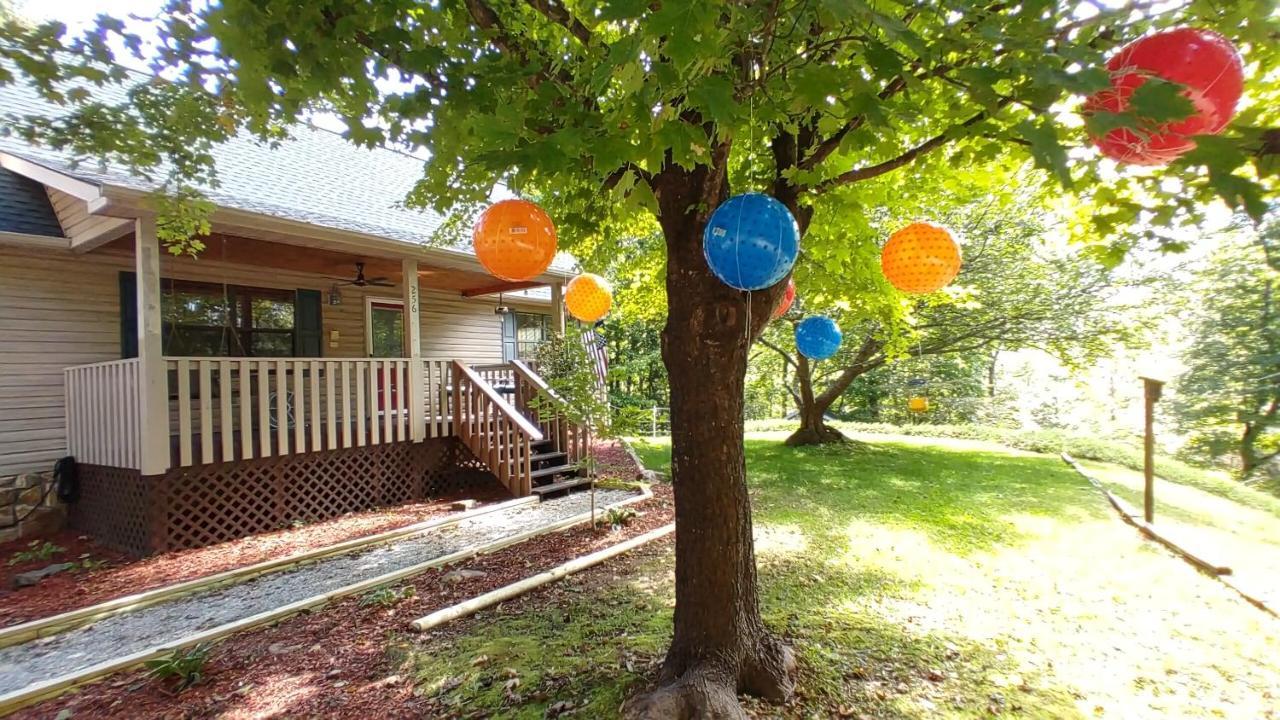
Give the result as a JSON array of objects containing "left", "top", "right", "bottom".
[{"left": 97, "top": 232, "right": 535, "bottom": 293}]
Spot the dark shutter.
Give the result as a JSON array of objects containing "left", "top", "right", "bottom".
[
  {"left": 118, "top": 271, "right": 138, "bottom": 359},
  {"left": 294, "top": 289, "right": 323, "bottom": 357},
  {"left": 501, "top": 311, "right": 517, "bottom": 362}
]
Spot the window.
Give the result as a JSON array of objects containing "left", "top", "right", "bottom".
[
  {"left": 515, "top": 312, "right": 550, "bottom": 358},
  {"left": 161, "top": 280, "right": 297, "bottom": 357}
]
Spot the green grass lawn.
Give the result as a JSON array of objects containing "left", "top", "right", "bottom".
[{"left": 396, "top": 433, "right": 1280, "bottom": 719}]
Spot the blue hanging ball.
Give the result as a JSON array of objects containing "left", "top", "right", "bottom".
[
  {"left": 795, "top": 316, "right": 843, "bottom": 361},
  {"left": 703, "top": 193, "right": 800, "bottom": 291}
]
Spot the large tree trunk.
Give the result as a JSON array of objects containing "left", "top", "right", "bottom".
[
  {"left": 784, "top": 354, "right": 847, "bottom": 446},
  {"left": 624, "top": 164, "right": 796, "bottom": 719}
]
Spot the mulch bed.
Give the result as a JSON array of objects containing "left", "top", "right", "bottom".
[
  {"left": 15, "top": 480, "right": 673, "bottom": 720},
  {"left": 0, "top": 485, "right": 510, "bottom": 628}
]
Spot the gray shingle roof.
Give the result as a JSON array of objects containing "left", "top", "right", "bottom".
[
  {"left": 0, "top": 167, "right": 63, "bottom": 237},
  {"left": 0, "top": 72, "right": 577, "bottom": 273}
]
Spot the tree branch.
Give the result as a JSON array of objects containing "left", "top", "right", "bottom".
[
  {"left": 757, "top": 336, "right": 800, "bottom": 372},
  {"left": 812, "top": 100, "right": 1010, "bottom": 193},
  {"left": 524, "top": 0, "right": 593, "bottom": 45}
]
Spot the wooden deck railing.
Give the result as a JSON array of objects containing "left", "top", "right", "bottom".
[
  {"left": 65, "top": 358, "right": 142, "bottom": 469},
  {"left": 452, "top": 361, "right": 542, "bottom": 496},
  {"left": 162, "top": 357, "right": 447, "bottom": 467}
]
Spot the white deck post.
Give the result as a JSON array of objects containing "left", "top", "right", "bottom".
[
  {"left": 550, "top": 281, "right": 565, "bottom": 335},
  {"left": 136, "top": 217, "right": 170, "bottom": 475},
  {"left": 403, "top": 258, "right": 425, "bottom": 442}
]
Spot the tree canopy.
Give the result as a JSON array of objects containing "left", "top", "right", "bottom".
[
  {"left": 1172, "top": 214, "right": 1280, "bottom": 476},
  {"left": 3, "top": 1, "right": 1278, "bottom": 715}
]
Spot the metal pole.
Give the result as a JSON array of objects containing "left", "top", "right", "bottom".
[
  {"left": 652, "top": 406, "right": 658, "bottom": 438},
  {"left": 1142, "top": 377, "right": 1164, "bottom": 524}
]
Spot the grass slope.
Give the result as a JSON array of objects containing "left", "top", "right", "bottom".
[{"left": 399, "top": 433, "right": 1280, "bottom": 719}]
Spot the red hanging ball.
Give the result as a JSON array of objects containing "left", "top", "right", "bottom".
[
  {"left": 1084, "top": 28, "right": 1244, "bottom": 166},
  {"left": 772, "top": 279, "right": 796, "bottom": 319}
]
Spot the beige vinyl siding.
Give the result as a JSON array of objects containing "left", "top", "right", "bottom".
[
  {"left": 0, "top": 243, "right": 542, "bottom": 476},
  {"left": 46, "top": 188, "right": 130, "bottom": 242},
  {"left": 0, "top": 247, "right": 120, "bottom": 476}
]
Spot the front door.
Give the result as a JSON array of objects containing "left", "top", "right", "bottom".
[{"left": 367, "top": 299, "right": 404, "bottom": 409}]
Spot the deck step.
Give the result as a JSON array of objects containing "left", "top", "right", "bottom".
[
  {"left": 530, "top": 476, "right": 593, "bottom": 495},
  {"left": 531, "top": 451, "right": 567, "bottom": 464},
  {"left": 530, "top": 463, "right": 578, "bottom": 480}
]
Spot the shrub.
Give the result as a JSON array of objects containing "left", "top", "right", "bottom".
[{"left": 146, "top": 643, "right": 213, "bottom": 691}]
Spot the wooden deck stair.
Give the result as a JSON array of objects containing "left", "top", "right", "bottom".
[{"left": 455, "top": 361, "right": 590, "bottom": 499}]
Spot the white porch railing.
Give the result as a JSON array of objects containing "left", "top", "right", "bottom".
[
  {"left": 164, "top": 357, "right": 431, "bottom": 467},
  {"left": 65, "top": 358, "right": 143, "bottom": 469}
]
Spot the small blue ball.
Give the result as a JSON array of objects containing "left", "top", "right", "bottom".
[
  {"left": 703, "top": 193, "right": 799, "bottom": 291},
  {"left": 795, "top": 316, "right": 842, "bottom": 361}
]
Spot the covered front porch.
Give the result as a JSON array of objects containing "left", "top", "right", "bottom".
[{"left": 56, "top": 217, "right": 588, "bottom": 554}]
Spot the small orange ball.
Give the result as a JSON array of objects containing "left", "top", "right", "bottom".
[
  {"left": 565, "top": 273, "right": 612, "bottom": 323},
  {"left": 881, "top": 222, "right": 962, "bottom": 294},
  {"left": 473, "top": 199, "right": 558, "bottom": 282}
]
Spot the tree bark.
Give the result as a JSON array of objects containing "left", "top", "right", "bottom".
[
  {"left": 624, "top": 164, "right": 796, "bottom": 719},
  {"left": 784, "top": 354, "right": 848, "bottom": 446}
]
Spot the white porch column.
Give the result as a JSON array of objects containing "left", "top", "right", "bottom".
[
  {"left": 550, "top": 281, "right": 565, "bottom": 335},
  {"left": 403, "top": 258, "right": 425, "bottom": 442},
  {"left": 136, "top": 217, "right": 170, "bottom": 475}
]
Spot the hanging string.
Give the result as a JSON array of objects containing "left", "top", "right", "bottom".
[{"left": 742, "top": 75, "right": 758, "bottom": 349}]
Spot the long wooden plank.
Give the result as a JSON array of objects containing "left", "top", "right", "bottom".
[
  {"left": 275, "top": 359, "right": 288, "bottom": 455},
  {"left": 219, "top": 361, "right": 234, "bottom": 463},
  {"left": 198, "top": 360, "right": 213, "bottom": 464},
  {"left": 341, "top": 362, "right": 353, "bottom": 449},
  {"left": 355, "top": 363, "right": 366, "bottom": 447},
  {"left": 257, "top": 361, "right": 271, "bottom": 458},
  {"left": 325, "top": 362, "right": 337, "bottom": 451},
  {"left": 309, "top": 361, "right": 322, "bottom": 452},
  {"left": 0, "top": 486, "right": 640, "bottom": 712},
  {"left": 176, "top": 360, "right": 192, "bottom": 467},
  {"left": 0, "top": 495, "right": 542, "bottom": 650},
  {"left": 369, "top": 361, "right": 381, "bottom": 445},
  {"left": 239, "top": 359, "right": 254, "bottom": 461},
  {"left": 293, "top": 361, "right": 305, "bottom": 453},
  {"left": 0, "top": 490, "right": 652, "bottom": 716},
  {"left": 382, "top": 361, "right": 393, "bottom": 443}
]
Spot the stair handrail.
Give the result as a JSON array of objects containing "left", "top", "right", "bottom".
[
  {"left": 452, "top": 362, "right": 543, "bottom": 441},
  {"left": 509, "top": 359, "right": 590, "bottom": 466},
  {"left": 452, "top": 361, "right": 543, "bottom": 496},
  {"left": 509, "top": 359, "right": 569, "bottom": 408}
]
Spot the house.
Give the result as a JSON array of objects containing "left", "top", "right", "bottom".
[{"left": 0, "top": 78, "right": 596, "bottom": 555}]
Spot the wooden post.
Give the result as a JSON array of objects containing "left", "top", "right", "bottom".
[
  {"left": 1141, "top": 376, "right": 1164, "bottom": 524},
  {"left": 136, "top": 217, "right": 170, "bottom": 475},
  {"left": 550, "top": 281, "right": 566, "bottom": 335},
  {"left": 403, "top": 258, "right": 425, "bottom": 442}
]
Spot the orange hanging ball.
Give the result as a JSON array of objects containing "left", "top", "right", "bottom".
[
  {"left": 472, "top": 199, "right": 558, "bottom": 282},
  {"left": 881, "top": 222, "right": 962, "bottom": 294},
  {"left": 564, "top": 273, "right": 612, "bottom": 323}
]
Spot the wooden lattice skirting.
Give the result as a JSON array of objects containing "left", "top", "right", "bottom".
[{"left": 71, "top": 438, "right": 502, "bottom": 556}]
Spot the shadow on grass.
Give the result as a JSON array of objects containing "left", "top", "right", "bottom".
[{"left": 394, "top": 549, "right": 1083, "bottom": 719}]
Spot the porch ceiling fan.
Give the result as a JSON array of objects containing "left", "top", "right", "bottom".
[{"left": 330, "top": 262, "right": 394, "bottom": 288}]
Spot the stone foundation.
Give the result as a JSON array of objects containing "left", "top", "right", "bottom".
[{"left": 0, "top": 471, "right": 66, "bottom": 545}]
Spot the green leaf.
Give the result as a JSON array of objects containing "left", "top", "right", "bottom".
[
  {"left": 599, "top": 0, "right": 648, "bottom": 21},
  {"left": 1016, "top": 119, "right": 1071, "bottom": 187},
  {"left": 688, "top": 75, "right": 737, "bottom": 125},
  {"left": 1127, "top": 78, "right": 1195, "bottom": 123},
  {"left": 863, "top": 41, "right": 904, "bottom": 81}
]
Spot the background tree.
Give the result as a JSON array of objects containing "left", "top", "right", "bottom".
[
  {"left": 762, "top": 178, "right": 1130, "bottom": 445},
  {"left": 1172, "top": 214, "right": 1280, "bottom": 478},
  {"left": 3, "top": 2, "right": 1277, "bottom": 716}
]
